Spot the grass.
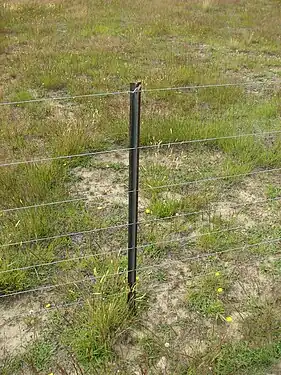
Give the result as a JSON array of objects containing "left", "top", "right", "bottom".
[
  {"left": 187, "top": 270, "right": 231, "bottom": 318},
  {"left": 1, "top": 0, "right": 281, "bottom": 373},
  {"left": 214, "top": 341, "right": 281, "bottom": 375}
]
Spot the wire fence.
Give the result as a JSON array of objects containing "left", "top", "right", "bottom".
[{"left": 1, "top": 82, "right": 281, "bottom": 369}]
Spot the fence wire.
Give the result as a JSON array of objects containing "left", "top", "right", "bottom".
[
  {"left": 1, "top": 233, "right": 281, "bottom": 299},
  {"left": 0, "top": 82, "right": 256, "bottom": 107},
  {"left": 0, "top": 89, "right": 130, "bottom": 106},
  {"left": 1, "top": 130, "right": 280, "bottom": 168},
  {"left": 0, "top": 221, "right": 129, "bottom": 248},
  {"left": 1, "top": 197, "right": 88, "bottom": 213},
  {"left": 144, "top": 166, "right": 281, "bottom": 191}
]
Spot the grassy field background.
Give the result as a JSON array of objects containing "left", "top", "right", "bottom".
[{"left": 1, "top": 0, "right": 281, "bottom": 374}]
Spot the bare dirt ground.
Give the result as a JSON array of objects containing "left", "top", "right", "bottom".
[{"left": 0, "top": 296, "right": 44, "bottom": 359}]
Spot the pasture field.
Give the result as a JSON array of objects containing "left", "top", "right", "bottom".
[{"left": 1, "top": 0, "right": 281, "bottom": 374}]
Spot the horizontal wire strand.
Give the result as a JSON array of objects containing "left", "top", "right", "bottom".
[
  {"left": 139, "top": 195, "right": 281, "bottom": 227},
  {"left": 0, "top": 277, "right": 93, "bottom": 298},
  {"left": 1, "top": 196, "right": 88, "bottom": 213},
  {"left": 1, "top": 185, "right": 133, "bottom": 213},
  {"left": 5, "top": 291, "right": 129, "bottom": 321},
  {"left": 144, "top": 166, "right": 281, "bottom": 191},
  {"left": 0, "top": 146, "right": 131, "bottom": 167},
  {"left": 1, "top": 188, "right": 130, "bottom": 213},
  {"left": 1, "top": 232, "right": 281, "bottom": 299},
  {"left": 139, "top": 130, "right": 281, "bottom": 151},
  {"left": 0, "top": 90, "right": 130, "bottom": 106},
  {"left": 0, "top": 82, "right": 255, "bottom": 107},
  {"left": 0, "top": 225, "right": 242, "bottom": 274},
  {"left": 0, "top": 221, "right": 130, "bottom": 248},
  {"left": 1, "top": 130, "right": 280, "bottom": 168},
  {"left": 142, "top": 82, "right": 258, "bottom": 93}
]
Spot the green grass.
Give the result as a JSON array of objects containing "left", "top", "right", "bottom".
[
  {"left": 214, "top": 341, "right": 281, "bottom": 375},
  {"left": 2, "top": 0, "right": 281, "bottom": 373},
  {"left": 213, "top": 301, "right": 281, "bottom": 374},
  {"left": 187, "top": 270, "right": 231, "bottom": 318}
]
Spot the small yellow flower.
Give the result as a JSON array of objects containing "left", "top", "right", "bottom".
[
  {"left": 225, "top": 316, "right": 233, "bottom": 323},
  {"left": 45, "top": 303, "right": 51, "bottom": 308},
  {"left": 145, "top": 208, "right": 151, "bottom": 214},
  {"left": 217, "top": 287, "right": 223, "bottom": 294},
  {"left": 136, "top": 276, "right": 140, "bottom": 281},
  {"left": 215, "top": 271, "right": 220, "bottom": 277},
  {"left": 48, "top": 373, "right": 54, "bottom": 375}
]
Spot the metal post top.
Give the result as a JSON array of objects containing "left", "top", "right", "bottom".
[{"left": 130, "top": 82, "right": 142, "bottom": 92}]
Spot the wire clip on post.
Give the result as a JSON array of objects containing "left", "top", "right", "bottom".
[{"left": 128, "top": 82, "right": 141, "bottom": 309}]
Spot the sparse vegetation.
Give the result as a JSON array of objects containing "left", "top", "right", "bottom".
[{"left": 1, "top": 0, "right": 281, "bottom": 373}]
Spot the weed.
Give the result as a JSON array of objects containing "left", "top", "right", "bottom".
[{"left": 187, "top": 271, "right": 231, "bottom": 318}]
